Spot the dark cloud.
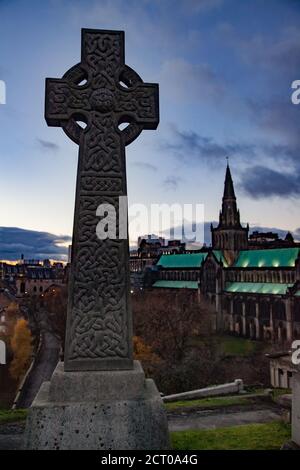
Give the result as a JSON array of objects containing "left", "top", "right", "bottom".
[
  {"left": 240, "top": 165, "right": 300, "bottom": 199},
  {"left": 132, "top": 161, "right": 158, "bottom": 172},
  {"left": 0, "top": 227, "right": 71, "bottom": 261},
  {"left": 215, "top": 25, "right": 300, "bottom": 196},
  {"left": 37, "top": 138, "right": 59, "bottom": 152},
  {"left": 164, "top": 125, "right": 300, "bottom": 201},
  {"left": 163, "top": 127, "right": 255, "bottom": 164},
  {"left": 241, "top": 99, "right": 300, "bottom": 200}
]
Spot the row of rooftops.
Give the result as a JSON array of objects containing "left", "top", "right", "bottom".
[
  {"left": 152, "top": 280, "right": 300, "bottom": 295},
  {"left": 0, "top": 260, "right": 65, "bottom": 280},
  {"left": 156, "top": 247, "right": 300, "bottom": 270},
  {"left": 153, "top": 248, "right": 300, "bottom": 294}
]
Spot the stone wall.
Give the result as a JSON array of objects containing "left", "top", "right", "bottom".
[{"left": 163, "top": 379, "right": 244, "bottom": 403}]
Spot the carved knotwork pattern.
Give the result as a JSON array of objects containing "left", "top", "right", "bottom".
[
  {"left": 46, "top": 81, "right": 157, "bottom": 123},
  {"left": 83, "top": 31, "right": 123, "bottom": 79},
  {"left": 80, "top": 114, "right": 123, "bottom": 174},
  {"left": 69, "top": 194, "right": 128, "bottom": 359},
  {"left": 45, "top": 29, "right": 159, "bottom": 368},
  {"left": 81, "top": 175, "right": 122, "bottom": 193},
  {"left": 70, "top": 244, "right": 128, "bottom": 358}
]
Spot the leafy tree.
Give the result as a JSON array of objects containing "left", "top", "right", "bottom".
[
  {"left": 9, "top": 319, "right": 33, "bottom": 382},
  {"left": 2, "top": 302, "right": 20, "bottom": 337},
  {"left": 133, "top": 335, "right": 161, "bottom": 375}
]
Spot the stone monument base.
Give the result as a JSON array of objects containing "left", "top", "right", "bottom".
[
  {"left": 23, "top": 361, "right": 170, "bottom": 450},
  {"left": 292, "top": 369, "right": 300, "bottom": 447}
]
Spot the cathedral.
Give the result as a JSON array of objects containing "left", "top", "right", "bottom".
[{"left": 152, "top": 164, "right": 300, "bottom": 343}]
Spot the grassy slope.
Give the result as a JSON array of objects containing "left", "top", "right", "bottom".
[
  {"left": 0, "top": 409, "right": 28, "bottom": 424},
  {"left": 218, "top": 335, "right": 259, "bottom": 356},
  {"left": 165, "top": 395, "right": 255, "bottom": 411},
  {"left": 171, "top": 421, "right": 291, "bottom": 450},
  {"left": 190, "top": 334, "right": 262, "bottom": 358}
]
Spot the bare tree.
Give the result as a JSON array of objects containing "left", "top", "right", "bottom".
[{"left": 133, "top": 289, "right": 212, "bottom": 361}]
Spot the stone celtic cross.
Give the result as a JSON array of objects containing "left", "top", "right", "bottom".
[{"left": 45, "top": 29, "right": 159, "bottom": 371}]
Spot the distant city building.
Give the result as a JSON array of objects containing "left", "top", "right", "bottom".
[
  {"left": 0, "top": 258, "right": 66, "bottom": 297},
  {"left": 151, "top": 163, "right": 300, "bottom": 343},
  {"left": 250, "top": 231, "right": 279, "bottom": 244},
  {"left": 0, "top": 288, "right": 18, "bottom": 334},
  {"left": 249, "top": 230, "right": 295, "bottom": 248},
  {"left": 129, "top": 235, "right": 186, "bottom": 289},
  {"left": 267, "top": 351, "right": 297, "bottom": 388},
  {"left": 138, "top": 235, "right": 165, "bottom": 254}
]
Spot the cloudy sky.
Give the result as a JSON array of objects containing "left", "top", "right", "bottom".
[{"left": 0, "top": 0, "right": 300, "bottom": 258}]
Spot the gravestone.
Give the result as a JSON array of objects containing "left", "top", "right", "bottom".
[{"left": 24, "top": 29, "right": 169, "bottom": 450}]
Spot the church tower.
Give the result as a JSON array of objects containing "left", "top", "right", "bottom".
[{"left": 211, "top": 162, "right": 248, "bottom": 266}]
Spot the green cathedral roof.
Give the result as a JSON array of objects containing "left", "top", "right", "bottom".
[
  {"left": 157, "top": 253, "right": 207, "bottom": 269},
  {"left": 212, "top": 250, "right": 228, "bottom": 267},
  {"left": 233, "top": 248, "right": 300, "bottom": 268},
  {"left": 153, "top": 280, "right": 199, "bottom": 289},
  {"left": 225, "top": 282, "right": 293, "bottom": 295}
]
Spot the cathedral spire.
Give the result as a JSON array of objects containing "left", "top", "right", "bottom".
[
  {"left": 219, "top": 160, "right": 239, "bottom": 227},
  {"left": 223, "top": 160, "right": 236, "bottom": 200},
  {"left": 211, "top": 161, "right": 249, "bottom": 265}
]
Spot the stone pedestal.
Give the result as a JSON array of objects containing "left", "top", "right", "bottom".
[
  {"left": 292, "top": 368, "right": 300, "bottom": 447},
  {"left": 24, "top": 361, "right": 170, "bottom": 450}
]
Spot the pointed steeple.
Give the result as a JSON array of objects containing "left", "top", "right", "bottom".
[
  {"left": 211, "top": 160, "right": 249, "bottom": 265},
  {"left": 223, "top": 161, "right": 236, "bottom": 200},
  {"left": 218, "top": 160, "right": 240, "bottom": 227}
]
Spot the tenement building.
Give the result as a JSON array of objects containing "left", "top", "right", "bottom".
[
  {"left": 0, "top": 257, "right": 66, "bottom": 297},
  {"left": 152, "top": 164, "right": 300, "bottom": 343}
]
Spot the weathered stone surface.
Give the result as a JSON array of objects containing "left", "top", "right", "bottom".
[
  {"left": 23, "top": 361, "right": 169, "bottom": 450},
  {"left": 49, "top": 361, "right": 146, "bottom": 402},
  {"left": 292, "top": 369, "right": 300, "bottom": 446}
]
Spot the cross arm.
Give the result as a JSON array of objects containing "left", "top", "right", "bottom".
[
  {"left": 45, "top": 78, "right": 91, "bottom": 127},
  {"left": 117, "top": 82, "right": 159, "bottom": 130}
]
